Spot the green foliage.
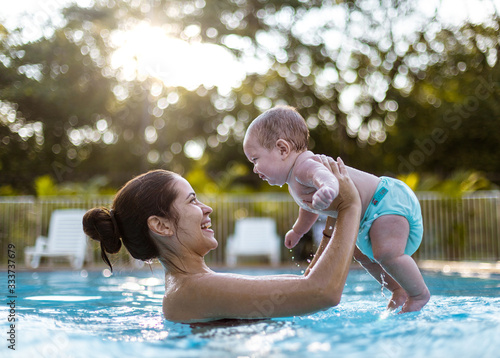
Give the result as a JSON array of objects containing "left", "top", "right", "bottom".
[
  {"left": 34, "top": 174, "right": 112, "bottom": 196},
  {"left": 397, "top": 173, "right": 420, "bottom": 191},
  {"left": 0, "top": 184, "right": 17, "bottom": 196},
  {"left": 186, "top": 158, "right": 257, "bottom": 193},
  {"left": 34, "top": 175, "right": 58, "bottom": 196},
  {"left": 399, "top": 170, "right": 496, "bottom": 197},
  {"left": 186, "top": 166, "right": 219, "bottom": 194},
  {"left": 1, "top": 1, "right": 499, "bottom": 194}
]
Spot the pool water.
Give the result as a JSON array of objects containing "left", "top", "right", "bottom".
[{"left": 2, "top": 267, "right": 500, "bottom": 358}]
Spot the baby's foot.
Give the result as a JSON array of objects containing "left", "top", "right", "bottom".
[
  {"left": 387, "top": 288, "right": 408, "bottom": 311},
  {"left": 400, "top": 288, "right": 430, "bottom": 313}
]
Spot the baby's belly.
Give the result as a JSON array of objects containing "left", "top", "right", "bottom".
[{"left": 304, "top": 206, "right": 338, "bottom": 218}]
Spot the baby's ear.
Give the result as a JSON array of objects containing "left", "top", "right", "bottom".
[{"left": 276, "top": 139, "right": 291, "bottom": 157}]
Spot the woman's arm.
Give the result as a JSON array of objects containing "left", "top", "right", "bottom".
[
  {"left": 304, "top": 216, "right": 336, "bottom": 276},
  {"left": 164, "top": 158, "right": 361, "bottom": 323}
]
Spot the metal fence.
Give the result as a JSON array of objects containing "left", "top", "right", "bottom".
[
  {"left": 417, "top": 191, "right": 500, "bottom": 261},
  {"left": 1, "top": 191, "right": 499, "bottom": 267}
]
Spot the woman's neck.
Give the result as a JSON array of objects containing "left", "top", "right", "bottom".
[
  {"left": 162, "top": 251, "right": 212, "bottom": 275},
  {"left": 155, "top": 236, "right": 213, "bottom": 275}
]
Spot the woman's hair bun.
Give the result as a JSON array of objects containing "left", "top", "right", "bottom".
[{"left": 83, "top": 207, "right": 122, "bottom": 254}]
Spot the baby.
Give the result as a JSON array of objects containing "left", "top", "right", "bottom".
[{"left": 243, "top": 106, "right": 430, "bottom": 312}]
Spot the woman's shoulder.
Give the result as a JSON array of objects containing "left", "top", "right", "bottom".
[
  {"left": 162, "top": 272, "right": 208, "bottom": 321},
  {"left": 162, "top": 271, "right": 245, "bottom": 322}
]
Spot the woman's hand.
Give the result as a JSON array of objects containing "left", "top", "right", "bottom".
[{"left": 317, "top": 156, "right": 361, "bottom": 214}]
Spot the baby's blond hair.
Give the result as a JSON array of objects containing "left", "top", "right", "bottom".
[{"left": 246, "top": 106, "right": 309, "bottom": 151}]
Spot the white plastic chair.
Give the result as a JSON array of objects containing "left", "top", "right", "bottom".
[
  {"left": 225, "top": 217, "right": 281, "bottom": 266},
  {"left": 24, "top": 209, "right": 88, "bottom": 269}
]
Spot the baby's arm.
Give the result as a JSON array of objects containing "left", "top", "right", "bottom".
[
  {"left": 285, "top": 208, "right": 319, "bottom": 249},
  {"left": 298, "top": 158, "right": 340, "bottom": 210}
]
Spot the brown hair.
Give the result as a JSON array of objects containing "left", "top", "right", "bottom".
[
  {"left": 247, "top": 106, "right": 309, "bottom": 151},
  {"left": 82, "top": 170, "right": 184, "bottom": 272}
]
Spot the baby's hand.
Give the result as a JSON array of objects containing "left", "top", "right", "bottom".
[
  {"left": 312, "top": 185, "right": 338, "bottom": 210},
  {"left": 285, "top": 229, "right": 302, "bottom": 249}
]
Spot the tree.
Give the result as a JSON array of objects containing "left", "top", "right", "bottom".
[
  {"left": 1, "top": 0, "right": 499, "bottom": 194},
  {"left": 382, "top": 21, "right": 500, "bottom": 183}
]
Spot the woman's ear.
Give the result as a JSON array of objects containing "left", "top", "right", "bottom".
[
  {"left": 276, "top": 139, "right": 291, "bottom": 158},
  {"left": 147, "top": 216, "right": 174, "bottom": 236}
]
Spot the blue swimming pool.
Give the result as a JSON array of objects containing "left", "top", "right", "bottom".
[{"left": 2, "top": 267, "right": 500, "bottom": 357}]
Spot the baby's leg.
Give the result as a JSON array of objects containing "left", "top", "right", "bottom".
[
  {"left": 353, "top": 247, "right": 408, "bottom": 310},
  {"left": 370, "top": 215, "right": 430, "bottom": 313}
]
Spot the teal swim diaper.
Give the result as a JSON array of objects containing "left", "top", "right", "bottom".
[{"left": 357, "top": 176, "right": 423, "bottom": 261}]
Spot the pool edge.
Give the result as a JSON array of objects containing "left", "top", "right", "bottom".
[{"left": 418, "top": 259, "right": 500, "bottom": 275}]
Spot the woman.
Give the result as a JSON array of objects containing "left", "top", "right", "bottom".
[{"left": 83, "top": 157, "right": 361, "bottom": 323}]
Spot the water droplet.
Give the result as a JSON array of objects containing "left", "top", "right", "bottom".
[
  {"left": 380, "top": 273, "right": 388, "bottom": 300},
  {"left": 300, "top": 270, "right": 305, "bottom": 274},
  {"left": 307, "top": 259, "right": 311, "bottom": 263}
]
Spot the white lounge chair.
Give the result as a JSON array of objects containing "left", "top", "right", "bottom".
[
  {"left": 24, "top": 209, "right": 88, "bottom": 269},
  {"left": 225, "top": 217, "right": 281, "bottom": 266}
]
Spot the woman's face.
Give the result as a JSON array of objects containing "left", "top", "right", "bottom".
[{"left": 172, "top": 176, "right": 218, "bottom": 254}]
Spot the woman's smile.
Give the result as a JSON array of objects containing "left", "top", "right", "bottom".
[{"left": 201, "top": 220, "right": 213, "bottom": 232}]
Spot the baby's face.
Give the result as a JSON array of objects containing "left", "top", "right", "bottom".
[{"left": 243, "top": 134, "right": 288, "bottom": 186}]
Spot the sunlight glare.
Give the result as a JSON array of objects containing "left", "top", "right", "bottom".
[
  {"left": 184, "top": 139, "right": 206, "bottom": 160},
  {"left": 110, "top": 23, "right": 245, "bottom": 91}
]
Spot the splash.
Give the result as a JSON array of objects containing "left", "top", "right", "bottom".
[
  {"left": 290, "top": 253, "right": 304, "bottom": 274},
  {"left": 380, "top": 273, "right": 389, "bottom": 301}
]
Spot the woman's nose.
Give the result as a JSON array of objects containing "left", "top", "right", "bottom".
[
  {"left": 253, "top": 165, "right": 258, "bottom": 173},
  {"left": 203, "top": 203, "right": 213, "bottom": 214}
]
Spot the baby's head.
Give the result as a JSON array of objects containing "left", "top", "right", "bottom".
[
  {"left": 243, "top": 106, "right": 310, "bottom": 186},
  {"left": 244, "top": 106, "right": 309, "bottom": 151}
]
